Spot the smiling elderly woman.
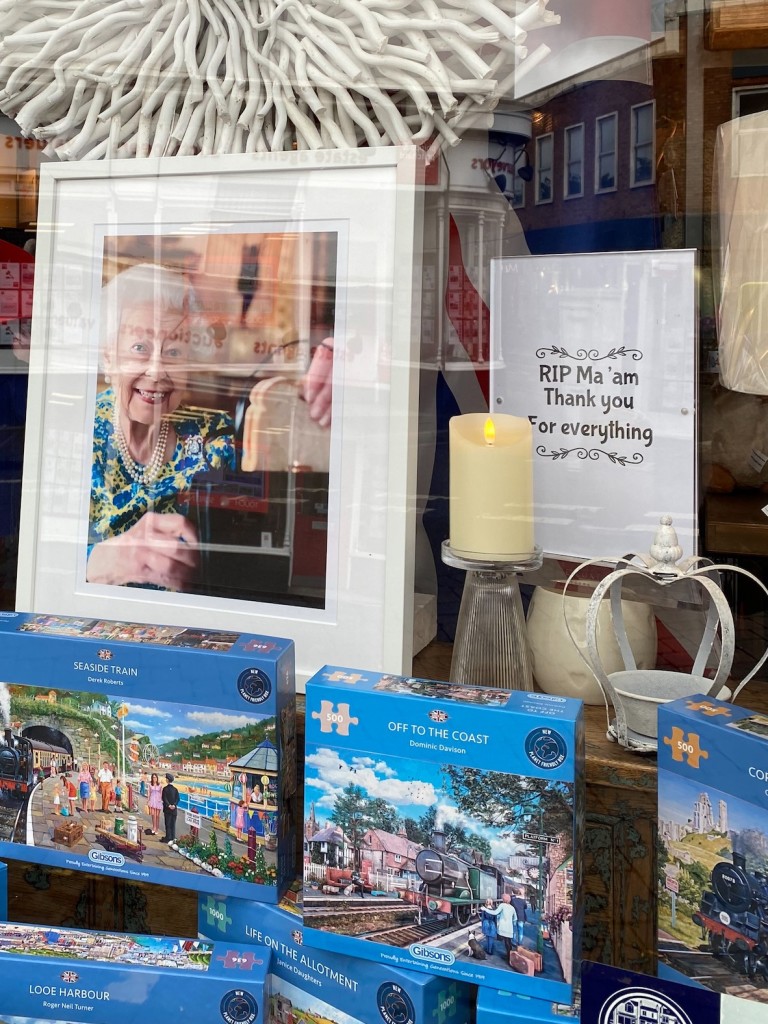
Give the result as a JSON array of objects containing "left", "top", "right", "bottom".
[{"left": 87, "top": 263, "right": 235, "bottom": 591}]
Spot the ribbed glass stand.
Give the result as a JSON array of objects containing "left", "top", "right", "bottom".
[{"left": 442, "top": 540, "right": 543, "bottom": 691}]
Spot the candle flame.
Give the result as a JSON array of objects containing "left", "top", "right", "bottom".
[{"left": 484, "top": 417, "right": 495, "bottom": 445}]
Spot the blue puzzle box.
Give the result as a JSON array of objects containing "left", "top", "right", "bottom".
[
  {"left": 658, "top": 693, "right": 768, "bottom": 1001},
  {"left": 0, "top": 612, "right": 296, "bottom": 901},
  {"left": 302, "top": 667, "right": 584, "bottom": 1004},
  {"left": 198, "top": 886, "right": 476, "bottom": 1024},
  {"left": 580, "top": 960, "right": 720, "bottom": 1024},
  {"left": 0, "top": 922, "right": 269, "bottom": 1024},
  {"left": 475, "top": 987, "right": 576, "bottom": 1023}
]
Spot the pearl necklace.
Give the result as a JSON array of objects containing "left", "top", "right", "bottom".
[{"left": 113, "top": 416, "right": 170, "bottom": 486}]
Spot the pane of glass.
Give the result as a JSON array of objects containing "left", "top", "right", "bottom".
[
  {"left": 634, "top": 142, "right": 653, "bottom": 183},
  {"left": 511, "top": 175, "right": 524, "bottom": 205},
  {"left": 568, "top": 127, "right": 584, "bottom": 161},
  {"left": 599, "top": 115, "right": 616, "bottom": 153},
  {"left": 537, "top": 136, "right": 552, "bottom": 201},
  {"left": 598, "top": 155, "right": 615, "bottom": 189},
  {"left": 539, "top": 135, "right": 552, "bottom": 169},
  {"left": 736, "top": 89, "right": 768, "bottom": 117},
  {"left": 635, "top": 104, "right": 652, "bottom": 146}
]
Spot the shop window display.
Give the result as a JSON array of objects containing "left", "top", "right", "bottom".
[{"left": 1, "top": 1, "right": 768, "bottom": 1021}]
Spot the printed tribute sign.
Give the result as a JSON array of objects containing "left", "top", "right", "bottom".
[{"left": 491, "top": 250, "right": 697, "bottom": 560}]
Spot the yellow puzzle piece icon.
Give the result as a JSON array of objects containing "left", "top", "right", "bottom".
[
  {"left": 663, "top": 726, "right": 709, "bottom": 768},
  {"left": 325, "top": 671, "right": 363, "bottom": 684},
  {"left": 312, "top": 700, "right": 359, "bottom": 735},
  {"left": 686, "top": 700, "right": 731, "bottom": 718}
]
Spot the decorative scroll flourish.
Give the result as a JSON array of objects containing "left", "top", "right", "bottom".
[
  {"left": 536, "top": 446, "right": 644, "bottom": 466},
  {"left": 535, "top": 346, "right": 643, "bottom": 361}
]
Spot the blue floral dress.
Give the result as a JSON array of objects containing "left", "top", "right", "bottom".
[{"left": 89, "top": 389, "right": 236, "bottom": 573}]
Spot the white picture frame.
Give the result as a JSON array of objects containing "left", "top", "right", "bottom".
[{"left": 17, "top": 148, "right": 424, "bottom": 688}]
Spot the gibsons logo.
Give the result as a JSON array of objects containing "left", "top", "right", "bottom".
[{"left": 409, "top": 943, "right": 454, "bottom": 965}]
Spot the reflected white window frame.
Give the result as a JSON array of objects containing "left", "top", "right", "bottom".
[
  {"left": 535, "top": 132, "right": 554, "bottom": 205},
  {"left": 595, "top": 112, "right": 618, "bottom": 194},
  {"left": 563, "top": 123, "right": 584, "bottom": 200},
  {"left": 509, "top": 147, "right": 525, "bottom": 208},
  {"left": 732, "top": 85, "right": 768, "bottom": 119},
  {"left": 630, "top": 100, "right": 655, "bottom": 188},
  {"left": 510, "top": 179, "right": 525, "bottom": 208}
]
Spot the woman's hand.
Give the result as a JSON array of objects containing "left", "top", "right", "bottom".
[
  {"left": 86, "top": 511, "right": 198, "bottom": 590},
  {"left": 301, "top": 338, "right": 333, "bottom": 428}
]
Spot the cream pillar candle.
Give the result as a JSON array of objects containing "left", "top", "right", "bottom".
[{"left": 449, "top": 412, "right": 534, "bottom": 559}]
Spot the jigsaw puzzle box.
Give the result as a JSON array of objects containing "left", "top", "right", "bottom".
[
  {"left": 658, "top": 692, "right": 768, "bottom": 1000},
  {"left": 0, "top": 922, "right": 269, "bottom": 1024},
  {"left": 198, "top": 887, "right": 475, "bottom": 1024},
  {"left": 302, "top": 667, "right": 584, "bottom": 1004},
  {"left": 475, "top": 988, "right": 575, "bottom": 1023},
  {"left": 579, "top": 960, "right": 720, "bottom": 1024},
  {"left": 0, "top": 612, "right": 296, "bottom": 902}
]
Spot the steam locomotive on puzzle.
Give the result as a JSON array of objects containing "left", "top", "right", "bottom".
[
  {"left": 693, "top": 851, "right": 768, "bottom": 982},
  {"left": 0, "top": 728, "right": 74, "bottom": 800},
  {"left": 401, "top": 835, "right": 518, "bottom": 926}
]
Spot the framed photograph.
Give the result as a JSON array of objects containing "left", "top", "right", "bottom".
[{"left": 17, "top": 148, "right": 424, "bottom": 687}]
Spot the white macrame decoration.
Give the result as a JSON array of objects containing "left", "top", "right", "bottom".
[{"left": 0, "top": 0, "right": 559, "bottom": 160}]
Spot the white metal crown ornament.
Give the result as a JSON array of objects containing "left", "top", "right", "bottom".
[{"left": 564, "top": 515, "right": 768, "bottom": 754}]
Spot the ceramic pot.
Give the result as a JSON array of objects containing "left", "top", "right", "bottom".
[
  {"left": 526, "top": 586, "right": 657, "bottom": 704},
  {"left": 610, "top": 670, "right": 731, "bottom": 740}
]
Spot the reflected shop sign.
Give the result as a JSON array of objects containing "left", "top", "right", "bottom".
[{"left": 491, "top": 250, "right": 697, "bottom": 560}]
